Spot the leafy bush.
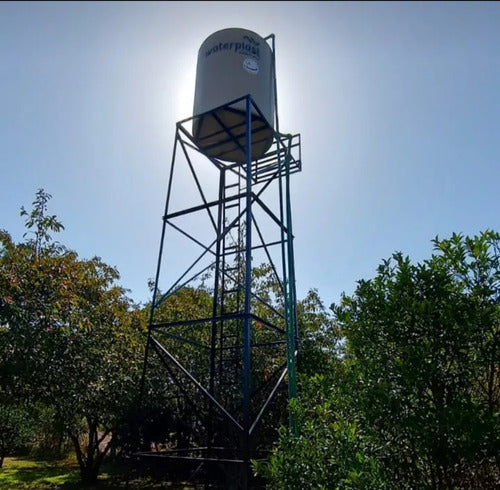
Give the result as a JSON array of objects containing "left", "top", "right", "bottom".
[{"left": 260, "top": 231, "right": 500, "bottom": 489}]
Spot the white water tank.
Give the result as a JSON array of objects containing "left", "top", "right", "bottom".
[{"left": 193, "top": 28, "right": 275, "bottom": 163}]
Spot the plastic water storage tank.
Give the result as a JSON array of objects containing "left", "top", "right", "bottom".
[{"left": 193, "top": 28, "right": 275, "bottom": 163}]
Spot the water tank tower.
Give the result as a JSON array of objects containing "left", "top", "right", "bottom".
[
  {"left": 139, "top": 28, "right": 301, "bottom": 488},
  {"left": 193, "top": 28, "right": 275, "bottom": 162}
]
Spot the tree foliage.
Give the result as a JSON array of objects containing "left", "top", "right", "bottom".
[
  {"left": 261, "top": 231, "right": 500, "bottom": 489},
  {"left": 6, "top": 190, "right": 498, "bottom": 489},
  {"left": 0, "top": 189, "right": 145, "bottom": 483},
  {"left": 19, "top": 188, "right": 64, "bottom": 257},
  {"left": 0, "top": 404, "right": 34, "bottom": 468}
]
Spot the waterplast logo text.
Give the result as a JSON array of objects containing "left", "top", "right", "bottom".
[{"left": 205, "top": 35, "right": 260, "bottom": 59}]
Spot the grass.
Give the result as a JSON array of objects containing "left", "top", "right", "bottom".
[
  {"left": 0, "top": 457, "right": 81, "bottom": 489},
  {"left": 0, "top": 456, "right": 207, "bottom": 489}
]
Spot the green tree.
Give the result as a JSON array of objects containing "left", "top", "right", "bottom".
[
  {"left": 19, "top": 188, "right": 64, "bottom": 257},
  {"left": 0, "top": 189, "right": 146, "bottom": 483},
  {"left": 0, "top": 404, "right": 34, "bottom": 468},
  {"left": 261, "top": 231, "right": 500, "bottom": 489}
]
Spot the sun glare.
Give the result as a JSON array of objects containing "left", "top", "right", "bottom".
[{"left": 175, "top": 64, "right": 196, "bottom": 122}]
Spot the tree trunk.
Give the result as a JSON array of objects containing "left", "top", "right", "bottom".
[
  {"left": 68, "top": 423, "right": 112, "bottom": 485},
  {"left": 69, "top": 432, "right": 101, "bottom": 485},
  {"left": 0, "top": 439, "right": 5, "bottom": 468},
  {"left": 80, "top": 464, "right": 100, "bottom": 485}
]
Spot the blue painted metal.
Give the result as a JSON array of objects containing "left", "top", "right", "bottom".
[{"left": 138, "top": 35, "right": 302, "bottom": 488}]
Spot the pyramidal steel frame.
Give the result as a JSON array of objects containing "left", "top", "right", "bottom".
[{"left": 137, "top": 35, "right": 301, "bottom": 488}]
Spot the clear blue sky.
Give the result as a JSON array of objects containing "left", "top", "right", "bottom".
[{"left": 2, "top": 1, "right": 499, "bottom": 307}]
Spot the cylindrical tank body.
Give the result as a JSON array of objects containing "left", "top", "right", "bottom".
[{"left": 193, "top": 28, "right": 275, "bottom": 163}]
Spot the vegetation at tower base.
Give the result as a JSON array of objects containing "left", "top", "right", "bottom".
[
  {"left": 0, "top": 189, "right": 146, "bottom": 483},
  {"left": 258, "top": 230, "right": 500, "bottom": 489},
  {"left": 135, "top": 265, "right": 319, "bottom": 460},
  {"left": 4, "top": 190, "right": 498, "bottom": 489}
]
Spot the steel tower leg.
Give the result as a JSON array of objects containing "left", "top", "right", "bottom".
[{"left": 136, "top": 94, "right": 301, "bottom": 489}]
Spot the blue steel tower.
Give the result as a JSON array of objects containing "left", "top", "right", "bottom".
[{"left": 138, "top": 28, "right": 301, "bottom": 488}]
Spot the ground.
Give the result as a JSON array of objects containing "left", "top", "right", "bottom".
[{"left": 0, "top": 457, "right": 207, "bottom": 489}]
